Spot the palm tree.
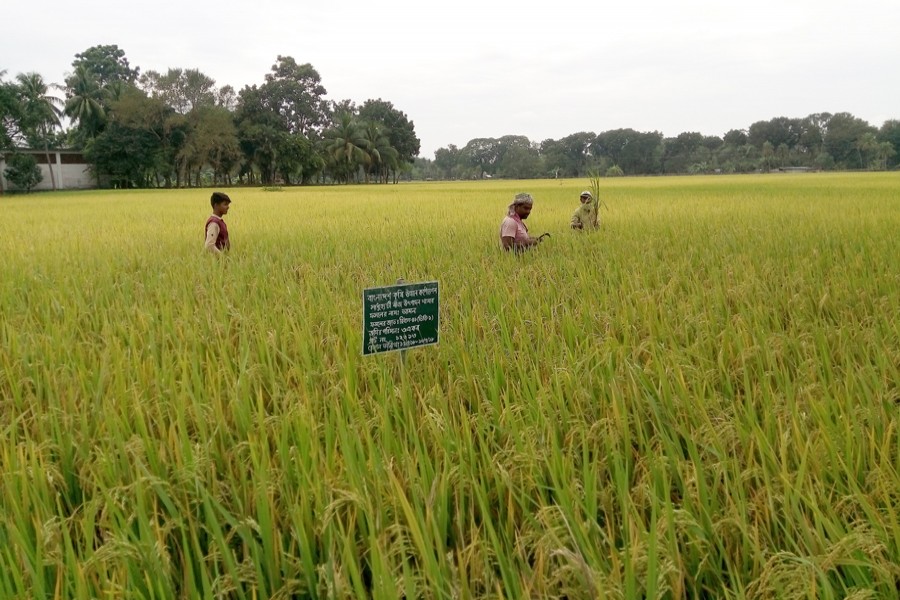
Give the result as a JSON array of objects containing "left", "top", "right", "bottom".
[
  {"left": 362, "top": 121, "right": 398, "bottom": 183},
  {"left": 16, "top": 72, "right": 64, "bottom": 190},
  {"left": 327, "top": 113, "right": 368, "bottom": 181},
  {"left": 359, "top": 121, "right": 381, "bottom": 184},
  {"left": 64, "top": 65, "right": 107, "bottom": 143},
  {"left": 323, "top": 113, "right": 368, "bottom": 183},
  {"left": 855, "top": 132, "right": 879, "bottom": 170},
  {"left": 872, "top": 141, "right": 895, "bottom": 171}
]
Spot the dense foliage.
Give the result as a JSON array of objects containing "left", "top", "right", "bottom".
[
  {"left": 418, "top": 117, "right": 899, "bottom": 180},
  {"left": 2, "top": 48, "right": 421, "bottom": 189},
  {"left": 2, "top": 152, "right": 42, "bottom": 191}
]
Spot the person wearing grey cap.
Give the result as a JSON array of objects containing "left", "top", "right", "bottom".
[
  {"left": 570, "top": 190, "right": 598, "bottom": 230},
  {"left": 499, "top": 192, "right": 549, "bottom": 252}
]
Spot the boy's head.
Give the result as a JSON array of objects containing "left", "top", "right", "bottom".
[{"left": 211, "top": 192, "right": 232, "bottom": 209}]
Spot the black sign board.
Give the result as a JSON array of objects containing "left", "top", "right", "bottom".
[{"left": 363, "top": 281, "right": 439, "bottom": 355}]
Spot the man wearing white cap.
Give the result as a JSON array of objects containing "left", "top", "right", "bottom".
[
  {"left": 570, "top": 190, "right": 598, "bottom": 230},
  {"left": 500, "top": 192, "right": 548, "bottom": 252}
]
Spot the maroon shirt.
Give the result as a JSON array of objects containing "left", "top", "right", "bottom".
[{"left": 205, "top": 215, "right": 230, "bottom": 251}]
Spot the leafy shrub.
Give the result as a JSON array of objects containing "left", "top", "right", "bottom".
[{"left": 4, "top": 153, "right": 43, "bottom": 192}]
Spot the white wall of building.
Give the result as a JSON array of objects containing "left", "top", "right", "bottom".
[{"left": 0, "top": 151, "right": 93, "bottom": 192}]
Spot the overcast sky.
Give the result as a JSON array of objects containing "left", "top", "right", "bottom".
[{"left": 3, "top": 0, "right": 898, "bottom": 158}]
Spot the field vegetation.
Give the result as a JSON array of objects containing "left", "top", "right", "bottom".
[{"left": 1, "top": 173, "right": 898, "bottom": 598}]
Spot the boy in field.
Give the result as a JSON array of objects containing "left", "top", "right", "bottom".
[{"left": 204, "top": 192, "right": 231, "bottom": 254}]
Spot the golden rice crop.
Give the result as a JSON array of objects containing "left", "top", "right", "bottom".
[{"left": 0, "top": 173, "right": 898, "bottom": 598}]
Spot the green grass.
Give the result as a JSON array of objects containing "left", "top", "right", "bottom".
[{"left": 1, "top": 173, "right": 898, "bottom": 598}]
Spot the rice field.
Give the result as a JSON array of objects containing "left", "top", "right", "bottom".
[{"left": 0, "top": 173, "right": 898, "bottom": 598}]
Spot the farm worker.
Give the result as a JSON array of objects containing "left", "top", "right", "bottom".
[
  {"left": 204, "top": 192, "right": 232, "bottom": 254},
  {"left": 500, "top": 192, "right": 549, "bottom": 252},
  {"left": 570, "top": 190, "right": 598, "bottom": 230}
]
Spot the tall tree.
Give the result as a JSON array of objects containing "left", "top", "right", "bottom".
[
  {"left": 433, "top": 144, "right": 461, "bottom": 179},
  {"left": 261, "top": 56, "right": 327, "bottom": 136},
  {"left": 877, "top": 119, "right": 900, "bottom": 169},
  {"left": 0, "top": 70, "right": 23, "bottom": 151},
  {"left": 140, "top": 68, "right": 217, "bottom": 115},
  {"left": 322, "top": 113, "right": 368, "bottom": 183},
  {"left": 496, "top": 137, "right": 542, "bottom": 179},
  {"left": 136, "top": 68, "right": 228, "bottom": 185},
  {"left": 361, "top": 121, "right": 398, "bottom": 183},
  {"left": 65, "top": 45, "right": 139, "bottom": 147},
  {"left": 358, "top": 99, "right": 420, "bottom": 180},
  {"left": 274, "top": 133, "right": 319, "bottom": 185},
  {"left": 180, "top": 105, "right": 240, "bottom": 185},
  {"left": 824, "top": 112, "right": 876, "bottom": 169},
  {"left": 64, "top": 65, "right": 108, "bottom": 145},
  {"left": 872, "top": 141, "right": 896, "bottom": 171},
  {"left": 237, "top": 122, "right": 281, "bottom": 185},
  {"left": 216, "top": 85, "right": 237, "bottom": 111},
  {"left": 723, "top": 129, "right": 748, "bottom": 147},
  {"left": 748, "top": 117, "right": 802, "bottom": 151},
  {"left": 69, "top": 44, "right": 139, "bottom": 88},
  {"left": 461, "top": 137, "right": 502, "bottom": 178},
  {"left": 16, "top": 72, "right": 64, "bottom": 189},
  {"left": 235, "top": 84, "right": 284, "bottom": 184},
  {"left": 593, "top": 129, "right": 664, "bottom": 175},
  {"left": 554, "top": 132, "right": 596, "bottom": 177},
  {"left": 796, "top": 113, "right": 831, "bottom": 157},
  {"left": 85, "top": 122, "right": 160, "bottom": 188},
  {"left": 107, "top": 83, "right": 189, "bottom": 187},
  {"left": 539, "top": 138, "right": 566, "bottom": 178},
  {"left": 325, "top": 99, "right": 358, "bottom": 128},
  {"left": 87, "top": 85, "right": 171, "bottom": 187},
  {"left": 662, "top": 132, "right": 705, "bottom": 173}
]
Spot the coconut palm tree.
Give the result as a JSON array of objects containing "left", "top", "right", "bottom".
[
  {"left": 323, "top": 113, "right": 368, "bottom": 183},
  {"left": 16, "top": 72, "right": 64, "bottom": 190},
  {"left": 64, "top": 65, "right": 107, "bottom": 143},
  {"left": 362, "top": 121, "right": 399, "bottom": 183}
]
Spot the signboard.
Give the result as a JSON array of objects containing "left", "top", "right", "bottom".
[{"left": 363, "top": 281, "right": 439, "bottom": 356}]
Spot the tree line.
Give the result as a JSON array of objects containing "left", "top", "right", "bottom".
[
  {"left": 413, "top": 114, "right": 899, "bottom": 181},
  {"left": 1, "top": 45, "right": 420, "bottom": 189},
  {"left": 3, "top": 44, "right": 899, "bottom": 190}
]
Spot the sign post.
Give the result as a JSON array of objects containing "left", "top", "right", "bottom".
[{"left": 362, "top": 280, "right": 439, "bottom": 356}]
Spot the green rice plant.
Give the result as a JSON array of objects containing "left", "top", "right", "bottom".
[{"left": 0, "top": 173, "right": 897, "bottom": 597}]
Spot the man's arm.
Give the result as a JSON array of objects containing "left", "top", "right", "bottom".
[
  {"left": 502, "top": 235, "right": 540, "bottom": 251},
  {"left": 204, "top": 222, "right": 221, "bottom": 253}
]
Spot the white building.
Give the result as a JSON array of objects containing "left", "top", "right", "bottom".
[{"left": 0, "top": 149, "right": 93, "bottom": 192}]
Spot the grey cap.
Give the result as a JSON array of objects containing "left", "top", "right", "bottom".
[{"left": 513, "top": 192, "right": 534, "bottom": 205}]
